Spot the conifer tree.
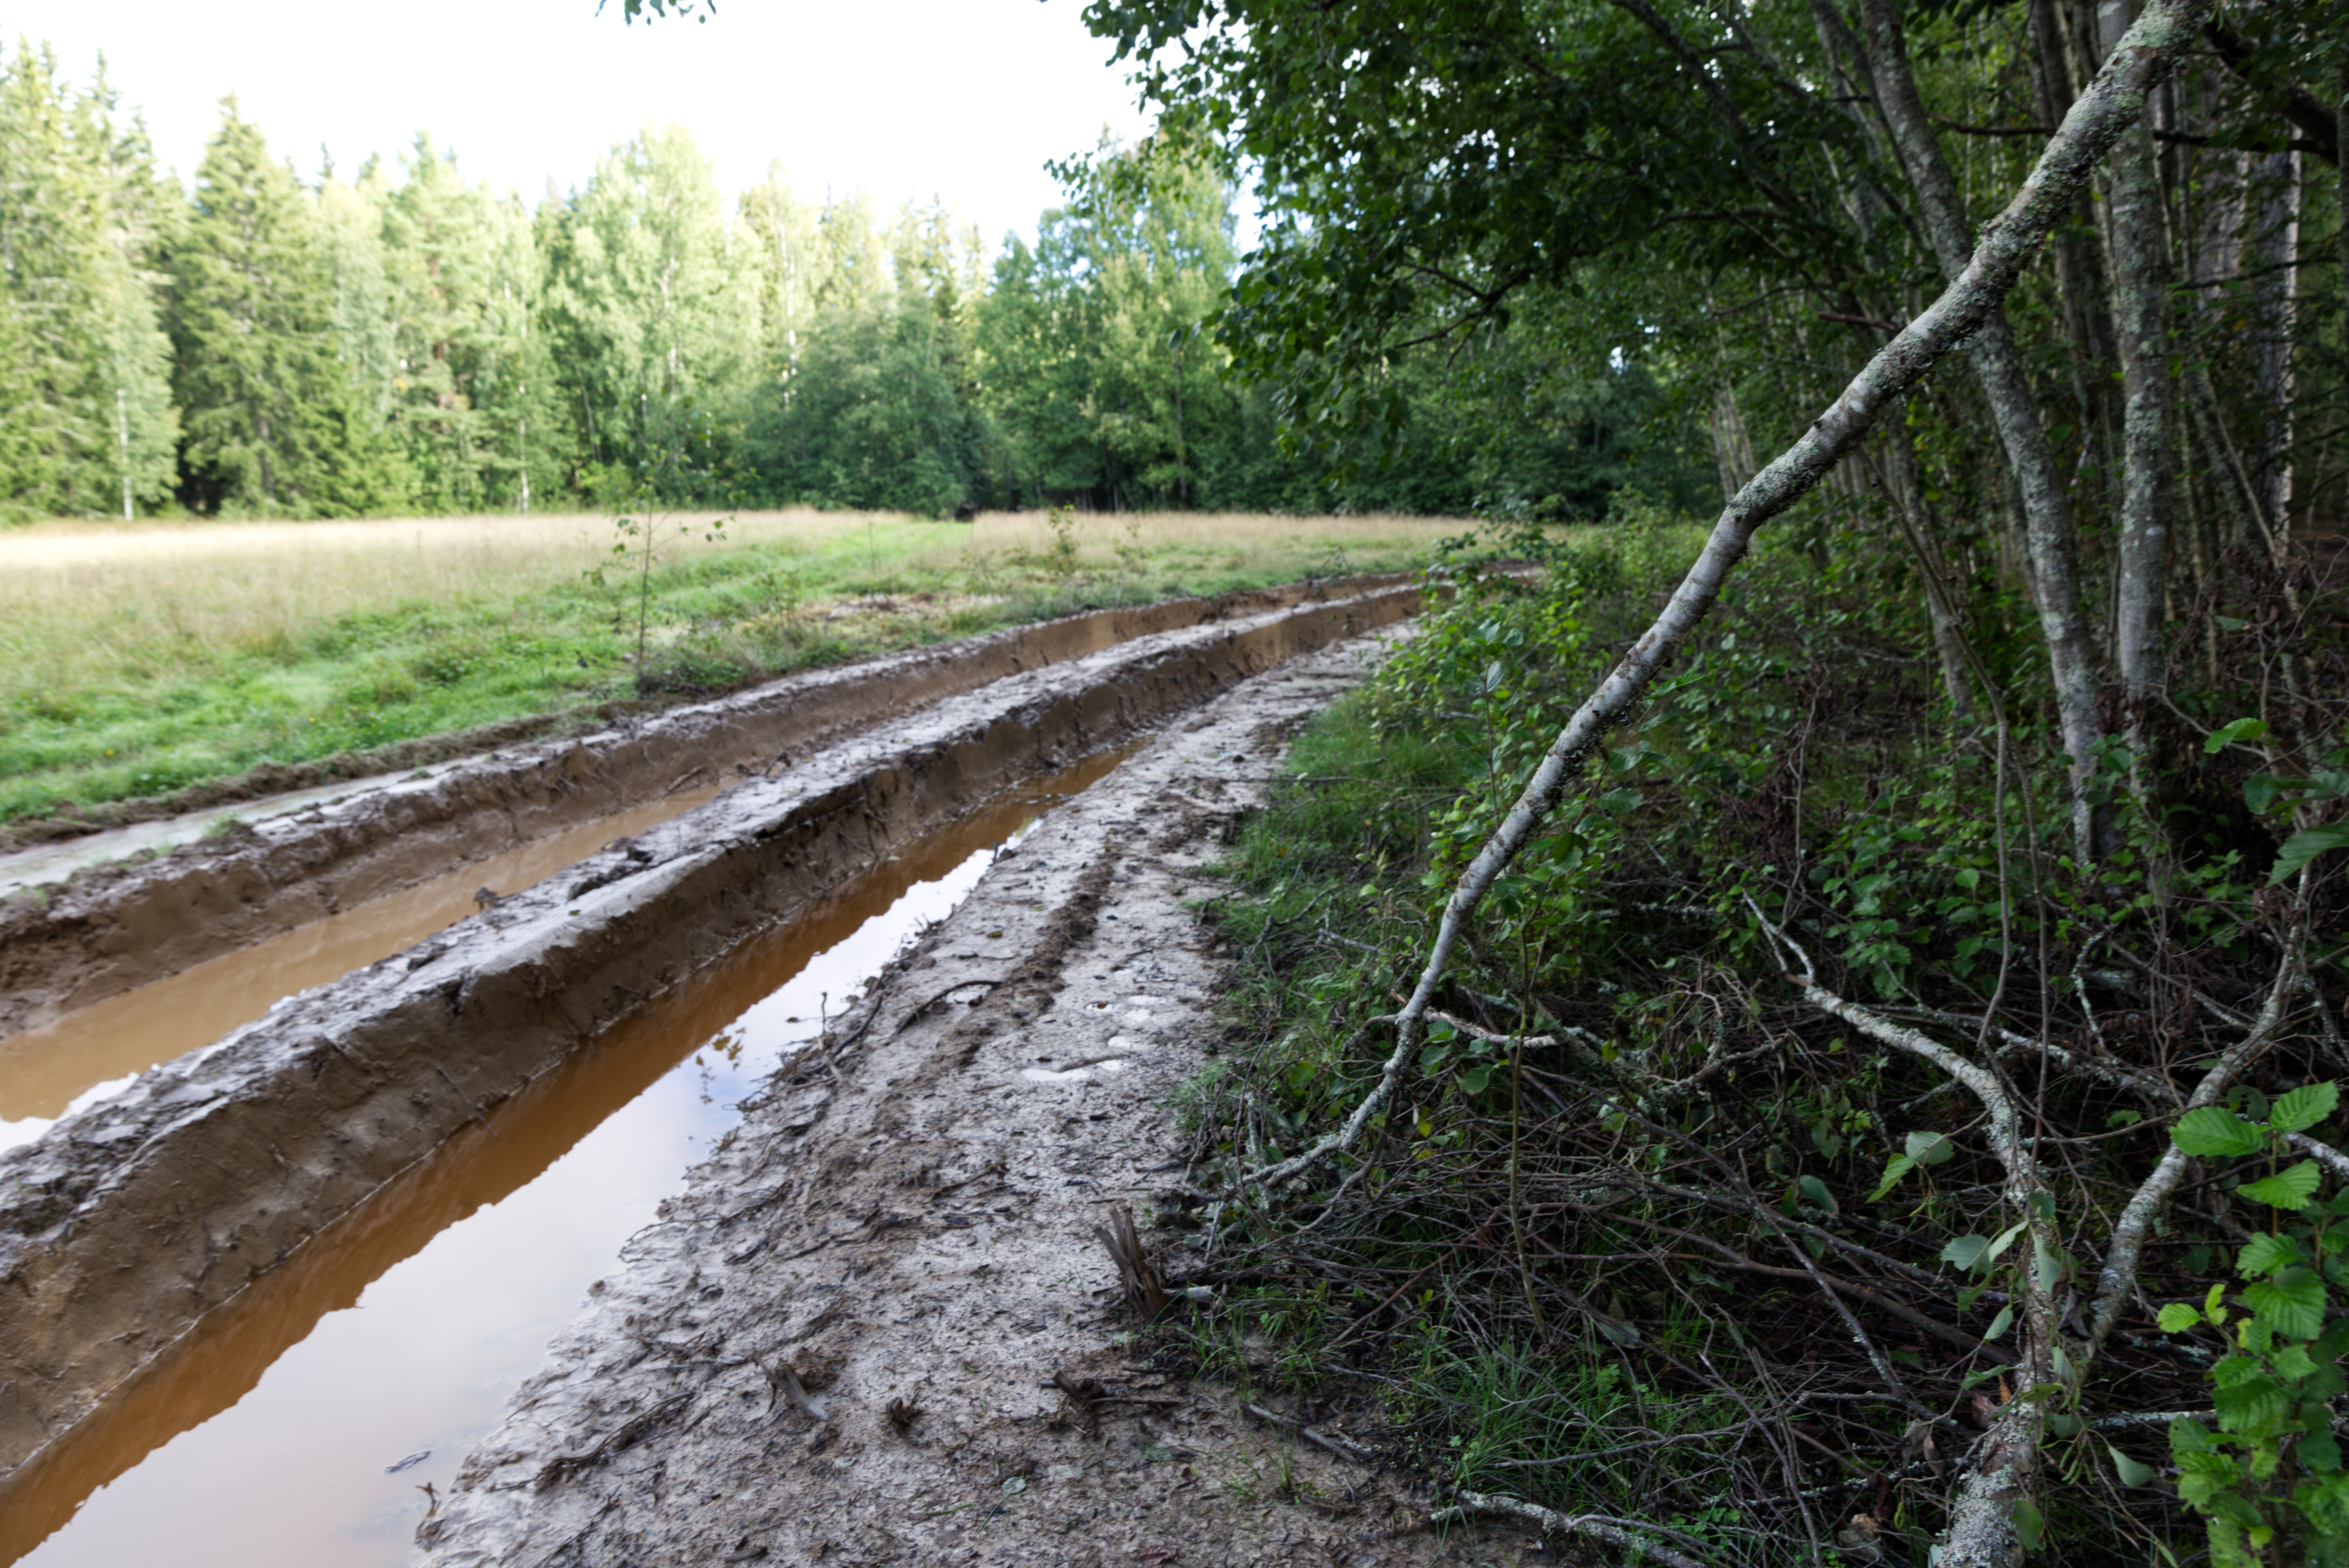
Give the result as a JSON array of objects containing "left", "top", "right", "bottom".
[
  {"left": 82, "top": 65, "right": 180, "bottom": 517},
  {"left": 170, "top": 98, "right": 404, "bottom": 515}
]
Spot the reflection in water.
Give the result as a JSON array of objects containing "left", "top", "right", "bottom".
[
  {"left": 0, "top": 750, "right": 1126, "bottom": 1568},
  {"left": 0, "top": 786, "right": 720, "bottom": 1149}
]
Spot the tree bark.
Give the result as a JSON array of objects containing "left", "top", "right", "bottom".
[
  {"left": 1859, "top": 0, "right": 2109, "bottom": 861},
  {"left": 2100, "top": 0, "right": 2174, "bottom": 731}
]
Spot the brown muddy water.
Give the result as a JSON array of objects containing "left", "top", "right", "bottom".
[
  {"left": 0, "top": 748, "right": 1132, "bottom": 1566},
  {"left": 0, "top": 786, "right": 721, "bottom": 1150}
]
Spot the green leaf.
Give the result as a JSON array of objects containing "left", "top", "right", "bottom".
[
  {"left": 2033, "top": 1232, "right": 2064, "bottom": 1294},
  {"left": 2242, "top": 1269, "right": 2329, "bottom": 1341},
  {"left": 1455, "top": 1063, "right": 1492, "bottom": 1095},
  {"left": 2272, "top": 825, "right": 2349, "bottom": 886},
  {"left": 2106, "top": 1443, "right": 2156, "bottom": 1487},
  {"left": 1984, "top": 1304, "right": 2016, "bottom": 1340},
  {"left": 1905, "top": 1130, "right": 1957, "bottom": 1166},
  {"left": 2237, "top": 1233, "right": 2302, "bottom": 1277},
  {"left": 2011, "top": 1497, "right": 2044, "bottom": 1551},
  {"left": 1942, "top": 1234, "right": 1992, "bottom": 1271},
  {"left": 1598, "top": 788, "right": 1642, "bottom": 814},
  {"left": 2174, "top": 1107, "right": 2266, "bottom": 1158},
  {"left": 2245, "top": 774, "right": 2311, "bottom": 814},
  {"left": 2157, "top": 1303, "right": 2204, "bottom": 1333},
  {"left": 1797, "top": 1173, "right": 1837, "bottom": 1214},
  {"left": 2270, "top": 1082, "right": 2340, "bottom": 1134},
  {"left": 1983, "top": 1218, "right": 2029, "bottom": 1267},
  {"left": 2236, "top": 1161, "right": 2322, "bottom": 1211},
  {"left": 2206, "top": 717, "right": 2270, "bottom": 754},
  {"left": 1866, "top": 1154, "right": 1916, "bottom": 1203}
]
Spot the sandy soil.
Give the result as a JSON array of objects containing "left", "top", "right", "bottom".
[{"left": 418, "top": 631, "right": 1539, "bottom": 1568}]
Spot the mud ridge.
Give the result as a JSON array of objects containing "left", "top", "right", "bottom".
[
  {"left": 0, "top": 585, "right": 1414, "bottom": 1485},
  {"left": 415, "top": 628, "right": 1522, "bottom": 1568},
  {"left": 0, "top": 577, "right": 1412, "bottom": 1042}
]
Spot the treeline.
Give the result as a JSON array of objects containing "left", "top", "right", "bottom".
[{"left": 0, "top": 41, "right": 1709, "bottom": 523}]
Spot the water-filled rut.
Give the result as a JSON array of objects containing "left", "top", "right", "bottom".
[
  {"left": 0, "top": 753, "right": 1128, "bottom": 1565},
  {"left": 0, "top": 785, "right": 722, "bottom": 1150}
]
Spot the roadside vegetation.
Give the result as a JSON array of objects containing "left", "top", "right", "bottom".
[
  {"left": 1065, "top": 0, "right": 2349, "bottom": 1560},
  {"left": 1181, "top": 511, "right": 2343, "bottom": 1565},
  {"left": 0, "top": 508, "right": 1453, "bottom": 831}
]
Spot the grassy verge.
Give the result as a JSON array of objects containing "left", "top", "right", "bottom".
[{"left": 0, "top": 507, "right": 1458, "bottom": 829}]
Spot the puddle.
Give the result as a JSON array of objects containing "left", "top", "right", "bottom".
[
  {"left": 0, "top": 748, "right": 1130, "bottom": 1567},
  {"left": 0, "top": 784, "right": 721, "bottom": 1151}
]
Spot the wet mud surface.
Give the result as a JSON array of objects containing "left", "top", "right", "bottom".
[
  {"left": 419, "top": 633, "right": 1529, "bottom": 1568},
  {"left": 0, "top": 586, "right": 1414, "bottom": 1488},
  {"left": 0, "top": 581, "right": 1407, "bottom": 1042},
  {"left": 3, "top": 754, "right": 1130, "bottom": 1567}
]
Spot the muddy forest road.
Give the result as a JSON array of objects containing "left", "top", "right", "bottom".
[
  {"left": 420, "top": 631, "right": 1533, "bottom": 1568},
  {"left": 0, "top": 583, "right": 1543, "bottom": 1568}
]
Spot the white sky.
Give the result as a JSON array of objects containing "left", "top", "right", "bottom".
[{"left": 30, "top": 0, "right": 1155, "bottom": 251}]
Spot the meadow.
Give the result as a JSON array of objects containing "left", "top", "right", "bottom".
[{"left": 0, "top": 508, "right": 1459, "bottom": 829}]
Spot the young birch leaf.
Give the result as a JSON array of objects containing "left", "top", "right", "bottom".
[
  {"left": 2236, "top": 1233, "right": 2301, "bottom": 1277},
  {"left": 2269, "top": 1082, "right": 2340, "bottom": 1134},
  {"left": 1904, "top": 1130, "right": 1956, "bottom": 1165},
  {"left": 1866, "top": 1154, "right": 1916, "bottom": 1203},
  {"left": 2244, "top": 775, "right": 2310, "bottom": 814},
  {"left": 2173, "top": 1107, "right": 2266, "bottom": 1158},
  {"left": 2105, "top": 1443, "right": 2157, "bottom": 1487},
  {"left": 2156, "top": 1303, "right": 2204, "bottom": 1333},
  {"left": 1797, "top": 1173, "right": 1838, "bottom": 1214},
  {"left": 1982, "top": 1218, "right": 2029, "bottom": 1267},
  {"left": 1941, "top": 1234, "right": 1991, "bottom": 1271},
  {"left": 2241, "top": 1270, "right": 2328, "bottom": 1341},
  {"left": 2272, "top": 825, "right": 2349, "bottom": 886},
  {"left": 1984, "top": 1303, "right": 2015, "bottom": 1340},
  {"left": 2011, "top": 1498, "right": 2045, "bottom": 1551},
  {"left": 2235, "top": 1161, "right": 2322, "bottom": 1211},
  {"left": 2206, "top": 717, "right": 2270, "bottom": 754}
]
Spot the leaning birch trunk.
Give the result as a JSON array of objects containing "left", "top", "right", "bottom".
[
  {"left": 1859, "top": 0, "right": 2109, "bottom": 862},
  {"left": 1243, "top": 0, "right": 2216, "bottom": 1209},
  {"left": 2100, "top": 0, "right": 2173, "bottom": 739}
]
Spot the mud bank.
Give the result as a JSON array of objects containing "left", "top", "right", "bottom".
[
  {"left": 419, "top": 631, "right": 1512, "bottom": 1568},
  {"left": 0, "top": 579, "right": 1408, "bottom": 1042},
  {"left": 0, "top": 585, "right": 1413, "bottom": 1485}
]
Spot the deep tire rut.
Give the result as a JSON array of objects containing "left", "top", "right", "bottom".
[{"left": 418, "top": 632, "right": 1527, "bottom": 1568}]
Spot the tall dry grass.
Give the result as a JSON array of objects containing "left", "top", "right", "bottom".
[
  {"left": 0, "top": 508, "right": 1471, "bottom": 821},
  {"left": 0, "top": 509, "right": 1462, "bottom": 699}
]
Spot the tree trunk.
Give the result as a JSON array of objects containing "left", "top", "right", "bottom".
[
  {"left": 1859, "top": 0, "right": 2109, "bottom": 862},
  {"left": 2100, "top": 0, "right": 2174, "bottom": 732},
  {"left": 2242, "top": 145, "right": 2301, "bottom": 530}
]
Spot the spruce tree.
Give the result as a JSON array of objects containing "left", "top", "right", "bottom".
[{"left": 170, "top": 98, "right": 404, "bottom": 515}]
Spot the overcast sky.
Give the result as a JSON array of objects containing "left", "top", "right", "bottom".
[{"left": 32, "top": 0, "right": 1154, "bottom": 251}]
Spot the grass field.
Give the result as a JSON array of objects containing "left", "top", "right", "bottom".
[{"left": 0, "top": 508, "right": 1462, "bottom": 828}]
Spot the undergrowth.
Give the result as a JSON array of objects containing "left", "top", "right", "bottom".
[{"left": 1164, "top": 513, "right": 2349, "bottom": 1564}]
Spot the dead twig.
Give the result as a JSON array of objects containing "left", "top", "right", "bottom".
[{"left": 1430, "top": 1489, "right": 1709, "bottom": 1568}]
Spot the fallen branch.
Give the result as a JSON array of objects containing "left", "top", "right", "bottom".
[{"left": 1430, "top": 1489, "right": 1708, "bottom": 1568}]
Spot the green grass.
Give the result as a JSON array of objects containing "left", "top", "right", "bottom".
[{"left": 0, "top": 507, "right": 1461, "bottom": 827}]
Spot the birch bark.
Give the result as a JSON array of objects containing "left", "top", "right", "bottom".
[
  {"left": 1859, "top": 0, "right": 2111, "bottom": 862},
  {"left": 2099, "top": 0, "right": 2174, "bottom": 728}
]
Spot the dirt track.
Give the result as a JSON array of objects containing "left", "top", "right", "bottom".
[
  {"left": 0, "top": 581, "right": 1407, "bottom": 1042},
  {"left": 0, "top": 586, "right": 1416, "bottom": 1491},
  {"left": 417, "top": 631, "right": 1534, "bottom": 1568}
]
